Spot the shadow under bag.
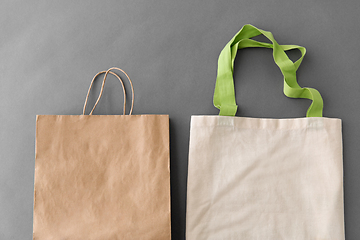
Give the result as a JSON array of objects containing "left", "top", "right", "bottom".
[
  {"left": 186, "top": 25, "right": 344, "bottom": 239},
  {"left": 34, "top": 68, "right": 171, "bottom": 240}
]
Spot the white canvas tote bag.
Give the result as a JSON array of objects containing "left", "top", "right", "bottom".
[{"left": 186, "top": 25, "right": 344, "bottom": 239}]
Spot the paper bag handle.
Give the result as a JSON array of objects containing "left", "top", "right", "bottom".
[
  {"left": 83, "top": 67, "right": 134, "bottom": 115},
  {"left": 213, "top": 24, "right": 323, "bottom": 117}
]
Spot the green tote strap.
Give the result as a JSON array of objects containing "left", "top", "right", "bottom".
[{"left": 213, "top": 24, "right": 323, "bottom": 117}]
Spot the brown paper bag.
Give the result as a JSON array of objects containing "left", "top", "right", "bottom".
[{"left": 34, "top": 68, "right": 171, "bottom": 240}]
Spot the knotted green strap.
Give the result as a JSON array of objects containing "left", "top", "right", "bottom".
[{"left": 213, "top": 24, "right": 323, "bottom": 117}]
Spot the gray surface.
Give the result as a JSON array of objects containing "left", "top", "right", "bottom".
[{"left": 1, "top": 0, "right": 359, "bottom": 239}]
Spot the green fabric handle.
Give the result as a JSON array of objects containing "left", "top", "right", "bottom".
[{"left": 213, "top": 24, "right": 323, "bottom": 117}]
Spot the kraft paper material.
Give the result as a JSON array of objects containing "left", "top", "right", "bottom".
[{"left": 34, "top": 114, "right": 171, "bottom": 239}]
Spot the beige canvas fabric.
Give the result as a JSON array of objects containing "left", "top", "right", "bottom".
[
  {"left": 186, "top": 116, "right": 344, "bottom": 240},
  {"left": 34, "top": 68, "right": 171, "bottom": 240}
]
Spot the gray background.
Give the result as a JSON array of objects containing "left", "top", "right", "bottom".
[{"left": 1, "top": 0, "right": 359, "bottom": 239}]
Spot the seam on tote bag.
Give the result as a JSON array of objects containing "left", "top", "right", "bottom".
[{"left": 217, "top": 117, "right": 234, "bottom": 128}]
